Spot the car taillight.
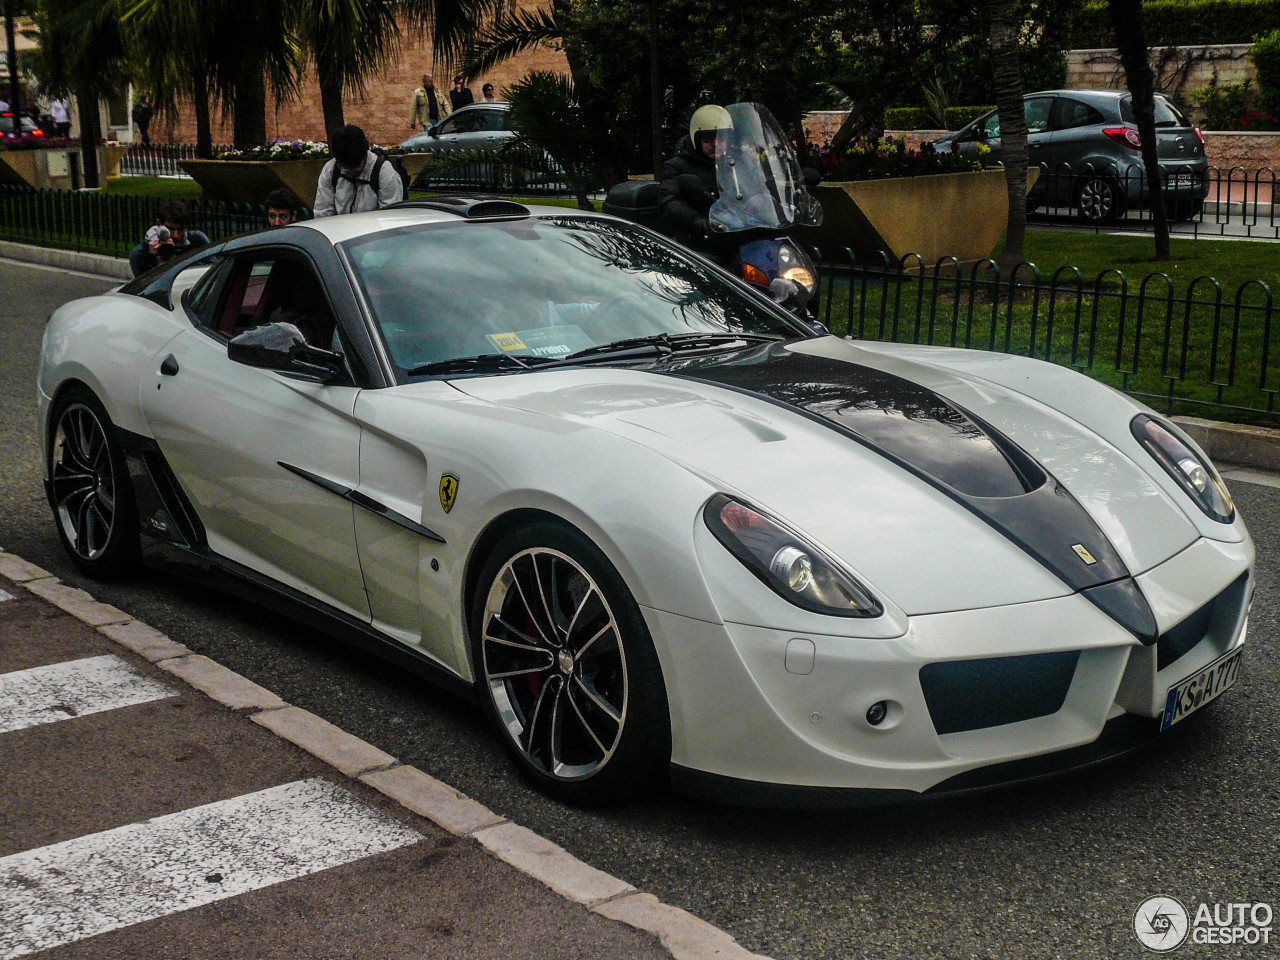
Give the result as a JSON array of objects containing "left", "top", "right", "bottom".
[
  {"left": 32, "top": 130, "right": 44, "bottom": 137},
  {"left": 1194, "top": 127, "right": 1205, "bottom": 146},
  {"left": 1103, "top": 127, "right": 1142, "bottom": 149}
]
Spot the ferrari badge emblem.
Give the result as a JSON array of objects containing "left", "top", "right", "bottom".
[
  {"left": 1071, "top": 543, "right": 1098, "bottom": 565},
  {"left": 439, "top": 474, "right": 459, "bottom": 513}
]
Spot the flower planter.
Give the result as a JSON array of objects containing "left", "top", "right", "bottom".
[
  {"left": 101, "top": 143, "right": 130, "bottom": 179},
  {"left": 0, "top": 146, "right": 88, "bottom": 190},
  {"left": 179, "top": 158, "right": 331, "bottom": 207},
  {"left": 793, "top": 168, "right": 1037, "bottom": 267}
]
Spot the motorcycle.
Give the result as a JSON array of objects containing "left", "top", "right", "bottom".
[{"left": 603, "top": 102, "right": 825, "bottom": 326}]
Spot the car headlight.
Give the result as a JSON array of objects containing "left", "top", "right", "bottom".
[
  {"left": 777, "top": 243, "right": 817, "bottom": 298},
  {"left": 1131, "top": 414, "right": 1234, "bottom": 523},
  {"left": 704, "top": 494, "right": 882, "bottom": 617}
]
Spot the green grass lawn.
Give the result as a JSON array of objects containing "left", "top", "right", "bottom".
[
  {"left": 98, "top": 176, "right": 203, "bottom": 200},
  {"left": 820, "top": 230, "right": 1280, "bottom": 425}
]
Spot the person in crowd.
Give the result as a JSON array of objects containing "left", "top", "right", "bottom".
[
  {"left": 481, "top": 83, "right": 498, "bottom": 102},
  {"left": 449, "top": 76, "right": 474, "bottom": 111},
  {"left": 657, "top": 103, "right": 737, "bottom": 265},
  {"left": 0, "top": 96, "right": 8, "bottom": 113},
  {"left": 131, "top": 97, "right": 153, "bottom": 145},
  {"left": 265, "top": 188, "right": 305, "bottom": 226},
  {"left": 314, "top": 125, "right": 404, "bottom": 218},
  {"left": 409, "top": 74, "right": 448, "bottom": 131},
  {"left": 129, "top": 200, "right": 211, "bottom": 277},
  {"left": 49, "top": 98, "right": 70, "bottom": 138}
]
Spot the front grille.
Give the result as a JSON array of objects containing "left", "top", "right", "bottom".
[
  {"left": 1156, "top": 572, "right": 1249, "bottom": 671},
  {"left": 920, "top": 651, "right": 1080, "bottom": 736}
]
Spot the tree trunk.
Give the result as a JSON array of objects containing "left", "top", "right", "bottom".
[
  {"left": 1109, "top": 0, "right": 1170, "bottom": 259},
  {"left": 76, "top": 86, "right": 101, "bottom": 188},
  {"left": 317, "top": 62, "right": 344, "bottom": 135},
  {"left": 989, "top": 0, "right": 1028, "bottom": 270},
  {"left": 232, "top": 68, "right": 268, "bottom": 149},
  {"left": 194, "top": 74, "right": 213, "bottom": 158},
  {"left": 648, "top": 0, "right": 661, "bottom": 176},
  {"left": 4, "top": 2, "right": 20, "bottom": 120}
]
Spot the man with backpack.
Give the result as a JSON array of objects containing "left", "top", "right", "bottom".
[{"left": 314, "top": 125, "right": 405, "bottom": 218}]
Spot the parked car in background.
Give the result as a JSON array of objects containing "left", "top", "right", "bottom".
[
  {"left": 400, "top": 101, "right": 516, "bottom": 188},
  {"left": 0, "top": 112, "right": 45, "bottom": 138},
  {"left": 933, "top": 89, "right": 1210, "bottom": 222}
]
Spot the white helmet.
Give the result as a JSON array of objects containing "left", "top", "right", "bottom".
[{"left": 689, "top": 104, "right": 733, "bottom": 144}]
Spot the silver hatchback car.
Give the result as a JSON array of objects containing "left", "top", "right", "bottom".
[{"left": 934, "top": 89, "right": 1210, "bottom": 222}]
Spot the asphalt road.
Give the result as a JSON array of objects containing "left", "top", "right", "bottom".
[{"left": 3, "top": 259, "right": 1277, "bottom": 959}]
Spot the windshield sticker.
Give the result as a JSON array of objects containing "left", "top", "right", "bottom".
[{"left": 485, "top": 325, "right": 595, "bottom": 359}]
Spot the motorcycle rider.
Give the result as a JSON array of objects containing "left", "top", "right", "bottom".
[{"left": 657, "top": 104, "right": 740, "bottom": 266}]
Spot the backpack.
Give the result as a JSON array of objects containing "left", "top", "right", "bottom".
[{"left": 330, "top": 155, "right": 411, "bottom": 210}]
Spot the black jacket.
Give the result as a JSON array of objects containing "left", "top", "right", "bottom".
[{"left": 657, "top": 136, "right": 718, "bottom": 243}]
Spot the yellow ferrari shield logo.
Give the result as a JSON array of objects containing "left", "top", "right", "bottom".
[
  {"left": 1071, "top": 543, "right": 1098, "bottom": 565},
  {"left": 439, "top": 474, "right": 459, "bottom": 513}
]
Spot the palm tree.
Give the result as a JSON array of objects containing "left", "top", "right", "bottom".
[
  {"left": 1108, "top": 0, "right": 1170, "bottom": 259},
  {"left": 28, "top": 0, "right": 129, "bottom": 187}
]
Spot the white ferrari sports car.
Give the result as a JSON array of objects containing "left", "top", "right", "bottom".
[{"left": 38, "top": 198, "right": 1253, "bottom": 806}]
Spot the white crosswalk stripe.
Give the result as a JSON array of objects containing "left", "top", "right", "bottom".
[
  {"left": 0, "top": 778, "right": 424, "bottom": 958},
  {"left": 0, "top": 654, "right": 177, "bottom": 733}
]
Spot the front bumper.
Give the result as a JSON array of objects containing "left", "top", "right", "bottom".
[{"left": 652, "top": 535, "right": 1251, "bottom": 806}]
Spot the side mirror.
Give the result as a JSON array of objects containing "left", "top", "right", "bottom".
[
  {"left": 428, "top": 125, "right": 441, "bottom": 138},
  {"left": 802, "top": 166, "right": 821, "bottom": 188},
  {"left": 228, "top": 323, "right": 343, "bottom": 383}
]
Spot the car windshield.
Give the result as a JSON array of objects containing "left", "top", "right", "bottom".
[{"left": 344, "top": 216, "right": 803, "bottom": 379}]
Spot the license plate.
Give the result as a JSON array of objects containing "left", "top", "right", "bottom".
[
  {"left": 1161, "top": 649, "right": 1242, "bottom": 730},
  {"left": 1171, "top": 173, "right": 1194, "bottom": 188}
]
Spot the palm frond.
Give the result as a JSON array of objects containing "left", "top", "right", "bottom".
[{"left": 458, "top": 6, "right": 561, "bottom": 81}]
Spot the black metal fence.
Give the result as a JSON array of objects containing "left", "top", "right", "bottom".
[
  {"left": 1026, "top": 163, "right": 1279, "bottom": 240},
  {"left": 817, "top": 248, "right": 1278, "bottom": 423},
  {"left": 0, "top": 185, "right": 280, "bottom": 258}
]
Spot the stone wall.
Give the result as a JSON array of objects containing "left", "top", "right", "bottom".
[
  {"left": 1065, "top": 44, "right": 1253, "bottom": 116},
  {"left": 156, "top": 2, "right": 567, "bottom": 148}
]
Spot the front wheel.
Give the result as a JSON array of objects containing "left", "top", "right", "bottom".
[
  {"left": 470, "top": 520, "right": 670, "bottom": 805},
  {"left": 1076, "top": 176, "right": 1124, "bottom": 223},
  {"left": 47, "top": 386, "right": 141, "bottom": 580}
]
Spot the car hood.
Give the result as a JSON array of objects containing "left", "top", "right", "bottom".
[{"left": 452, "top": 337, "right": 1199, "bottom": 622}]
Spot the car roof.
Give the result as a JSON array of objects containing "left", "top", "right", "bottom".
[
  {"left": 291, "top": 201, "right": 603, "bottom": 245},
  {"left": 452, "top": 101, "right": 509, "bottom": 113}
]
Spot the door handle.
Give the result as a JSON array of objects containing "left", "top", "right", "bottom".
[{"left": 160, "top": 355, "right": 179, "bottom": 376}]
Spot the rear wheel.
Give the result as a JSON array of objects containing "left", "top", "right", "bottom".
[
  {"left": 1076, "top": 176, "right": 1124, "bottom": 223},
  {"left": 47, "top": 386, "right": 140, "bottom": 580},
  {"left": 471, "top": 520, "right": 670, "bottom": 805}
]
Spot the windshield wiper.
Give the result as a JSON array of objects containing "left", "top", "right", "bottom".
[
  {"left": 407, "top": 353, "right": 559, "bottom": 377},
  {"left": 560, "top": 332, "right": 783, "bottom": 365}
]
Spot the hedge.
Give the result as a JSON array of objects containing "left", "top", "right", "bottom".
[
  {"left": 1072, "top": 0, "right": 1280, "bottom": 48},
  {"left": 884, "top": 106, "right": 994, "bottom": 131}
]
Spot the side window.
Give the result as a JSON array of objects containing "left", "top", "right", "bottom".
[
  {"left": 435, "top": 115, "right": 459, "bottom": 136},
  {"left": 1056, "top": 98, "right": 1104, "bottom": 130},
  {"left": 448, "top": 111, "right": 480, "bottom": 134},
  {"left": 214, "top": 255, "right": 336, "bottom": 348},
  {"left": 182, "top": 257, "right": 230, "bottom": 326},
  {"left": 500, "top": 110, "right": 516, "bottom": 132},
  {"left": 472, "top": 110, "right": 505, "bottom": 132},
  {"left": 980, "top": 112, "right": 1000, "bottom": 139},
  {"left": 1025, "top": 97, "right": 1054, "bottom": 134}
]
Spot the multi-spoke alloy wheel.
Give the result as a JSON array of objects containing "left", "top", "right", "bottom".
[
  {"left": 1077, "top": 176, "right": 1122, "bottom": 223},
  {"left": 473, "top": 522, "right": 669, "bottom": 804},
  {"left": 47, "top": 388, "right": 139, "bottom": 579}
]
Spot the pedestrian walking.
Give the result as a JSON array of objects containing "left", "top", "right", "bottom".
[
  {"left": 131, "top": 97, "right": 153, "bottom": 145},
  {"left": 314, "top": 125, "right": 404, "bottom": 218},
  {"left": 482, "top": 83, "right": 498, "bottom": 102},
  {"left": 449, "top": 76, "right": 474, "bottom": 111},
  {"left": 409, "top": 75, "right": 448, "bottom": 131},
  {"left": 50, "top": 98, "right": 70, "bottom": 138}
]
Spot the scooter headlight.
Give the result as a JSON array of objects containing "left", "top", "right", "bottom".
[{"left": 777, "top": 243, "right": 817, "bottom": 298}]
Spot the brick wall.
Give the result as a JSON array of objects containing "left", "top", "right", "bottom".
[
  {"left": 156, "top": 2, "right": 567, "bottom": 148},
  {"left": 1065, "top": 44, "right": 1253, "bottom": 116}
]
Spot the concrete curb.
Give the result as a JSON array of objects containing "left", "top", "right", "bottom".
[
  {"left": 1173, "top": 416, "right": 1280, "bottom": 473},
  {"left": 0, "top": 547, "right": 771, "bottom": 960},
  {"left": 0, "top": 240, "right": 133, "bottom": 280}
]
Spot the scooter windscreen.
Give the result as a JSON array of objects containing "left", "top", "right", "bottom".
[{"left": 708, "top": 102, "right": 823, "bottom": 233}]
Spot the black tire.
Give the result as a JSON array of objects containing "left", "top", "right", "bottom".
[
  {"left": 1076, "top": 176, "right": 1124, "bottom": 223},
  {"left": 1167, "top": 197, "right": 1204, "bottom": 222},
  {"left": 470, "top": 519, "right": 671, "bottom": 805},
  {"left": 46, "top": 386, "right": 141, "bottom": 580}
]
